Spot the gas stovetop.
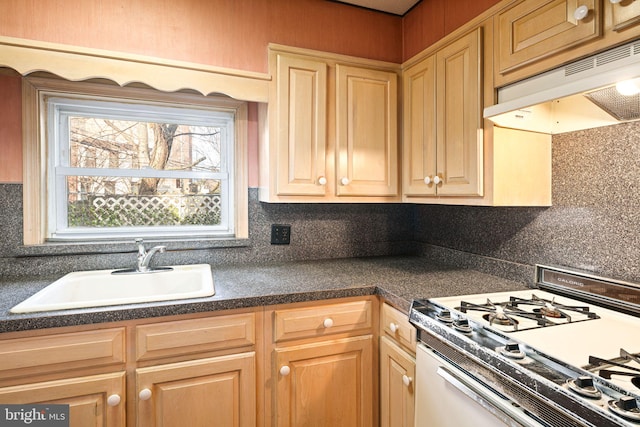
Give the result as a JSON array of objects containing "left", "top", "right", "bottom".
[{"left": 410, "top": 265, "right": 640, "bottom": 426}]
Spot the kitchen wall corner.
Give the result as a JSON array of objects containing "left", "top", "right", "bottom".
[{"left": 413, "top": 121, "right": 640, "bottom": 284}]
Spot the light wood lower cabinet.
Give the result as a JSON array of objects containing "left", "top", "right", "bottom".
[
  {"left": 0, "top": 372, "right": 126, "bottom": 427},
  {"left": 268, "top": 297, "right": 376, "bottom": 427},
  {"left": 274, "top": 335, "right": 373, "bottom": 427},
  {"left": 0, "top": 297, "right": 385, "bottom": 427},
  {"left": 380, "top": 337, "right": 415, "bottom": 427},
  {"left": 135, "top": 352, "right": 256, "bottom": 427},
  {"left": 380, "top": 303, "right": 416, "bottom": 427},
  {"left": 0, "top": 310, "right": 258, "bottom": 427}
]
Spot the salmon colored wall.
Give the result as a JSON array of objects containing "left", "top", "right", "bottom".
[
  {"left": 402, "top": 0, "right": 501, "bottom": 60},
  {"left": 0, "top": 0, "right": 402, "bottom": 74},
  {"left": 0, "top": 0, "right": 501, "bottom": 184},
  {"left": 0, "top": 0, "right": 402, "bottom": 184},
  {"left": 0, "top": 75, "right": 22, "bottom": 183}
]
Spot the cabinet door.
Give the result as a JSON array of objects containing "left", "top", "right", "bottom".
[
  {"left": 380, "top": 337, "right": 415, "bottom": 427},
  {"left": 275, "top": 54, "right": 327, "bottom": 196},
  {"left": 402, "top": 55, "right": 437, "bottom": 197},
  {"left": 610, "top": 0, "right": 640, "bottom": 31},
  {"left": 436, "top": 28, "right": 483, "bottom": 197},
  {"left": 0, "top": 372, "right": 126, "bottom": 427},
  {"left": 136, "top": 352, "right": 255, "bottom": 427},
  {"left": 497, "top": 0, "right": 601, "bottom": 74},
  {"left": 336, "top": 65, "right": 398, "bottom": 197},
  {"left": 274, "top": 335, "right": 373, "bottom": 427}
]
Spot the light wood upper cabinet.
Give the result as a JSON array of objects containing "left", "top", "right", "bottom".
[
  {"left": 436, "top": 28, "right": 483, "bottom": 197},
  {"left": 403, "top": 55, "right": 437, "bottom": 197},
  {"left": 261, "top": 45, "right": 400, "bottom": 203},
  {"left": 403, "top": 28, "right": 483, "bottom": 200},
  {"left": 497, "top": 0, "right": 602, "bottom": 75},
  {"left": 273, "top": 53, "right": 328, "bottom": 197},
  {"left": 610, "top": 0, "right": 640, "bottom": 31},
  {"left": 494, "top": 0, "right": 640, "bottom": 86},
  {"left": 403, "top": 18, "right": 552, "bottom": 206},
  {"left": 336, "top": 65, "right": 398, "bottom": 197}
]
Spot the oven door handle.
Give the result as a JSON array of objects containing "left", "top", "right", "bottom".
[{"left": 436, "top": 365, "right": 548, "bottom": 427}]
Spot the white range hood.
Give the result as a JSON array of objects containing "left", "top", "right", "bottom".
[{"left": 484, "top": 39, "right": 640, "bottom": 134}]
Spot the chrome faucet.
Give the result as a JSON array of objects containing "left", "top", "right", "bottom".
[{"left": 135, "top": 238, "right": 167, "bottom": 272}]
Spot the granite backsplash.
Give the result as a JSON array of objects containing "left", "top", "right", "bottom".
[
  {"left": 0, "top": 187, "right": 415, "bottom": 278},
  {"left": 1, "top": 121, "right": 638, "bottom": 286},
  {"left": 415, "top": 120, "right": 640, "bottom": 284}
]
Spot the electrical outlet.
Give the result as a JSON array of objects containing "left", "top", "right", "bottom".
[{"left": 271, "top": 224, "right": 291, "bottom": 245}]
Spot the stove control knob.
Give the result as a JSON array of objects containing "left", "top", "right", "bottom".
[
  {"left": 619, "top": 396, "right": 638, "bottom": 411},
  {"left": 568, "top": 376, "right": 602, "bottom": 399},
  {"left": 497, "top": 341, "right": 526, "bottom": 360},
  {"left": 575, "top": 376, "right": 594, "bottom": 389},
  {"left": 453, "top": 318, "right": 473, "bottom": 334},
  {"left": 608, "top": 396, "right": 640, "bottom": 422},
  {"left": 505, "top": 342, "right": 520, "bottom": 353},
  {"left": 436, "top": 310, "right": 453, "bottom": 323}
]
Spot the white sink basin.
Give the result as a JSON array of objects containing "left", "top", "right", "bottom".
[{"left": 10, "top": 264, "right": 215, "bottom": 314}]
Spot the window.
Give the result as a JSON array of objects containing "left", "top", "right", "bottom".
[{"left": 23, "top": 78, "right": 248, "bottom": 244}]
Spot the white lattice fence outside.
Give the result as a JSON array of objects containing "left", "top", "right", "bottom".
[{"left": 87, "top": 194, "right": 221, "bottom": 226}]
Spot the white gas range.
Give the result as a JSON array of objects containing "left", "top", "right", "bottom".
[{"left": 410, "top": 265, "right": 640, "bottom": 427}]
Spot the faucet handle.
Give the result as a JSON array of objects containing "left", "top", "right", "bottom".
[{"left": 135, "top": 238, "right": 146, "bottom": 256}]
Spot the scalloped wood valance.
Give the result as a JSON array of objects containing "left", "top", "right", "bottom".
[{"left": 0, "top": 36, "right": 270, "bottom": 102}]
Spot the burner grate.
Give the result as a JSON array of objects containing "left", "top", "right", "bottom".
[{"left": 457, "top": 294, "right": 600, "bottom": 332}]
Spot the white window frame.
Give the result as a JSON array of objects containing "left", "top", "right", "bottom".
[{"left": 23, "top": 77, "right": 249, "bottom": 244}]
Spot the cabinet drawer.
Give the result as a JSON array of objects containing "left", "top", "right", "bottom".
[
  {"left": 274, "top": 300, "right": 373, "bottom": 342},
  {"left": 0, "top": 328, "right": 125, "bottom": 379},
  {"left": 136, "top": 312, "right": 255, "bottom": 361},
  {"left": 381, "top": 303, "right": 416, "bottom": 353},
  {"left": 497, "top": 0, "right": 601, "bottom": 74}
]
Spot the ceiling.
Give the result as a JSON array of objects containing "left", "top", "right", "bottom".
[{"left": 334, "top": 0, "right": 421, "bottom": 16}]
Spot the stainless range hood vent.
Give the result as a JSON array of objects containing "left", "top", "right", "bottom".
[{"left": 485, "top": 39, "right": 640, "bottom": 134}]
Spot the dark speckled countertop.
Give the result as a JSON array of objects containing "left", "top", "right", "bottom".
[{"left": 0, "top": 256, "right": 530, "bottom": 333}]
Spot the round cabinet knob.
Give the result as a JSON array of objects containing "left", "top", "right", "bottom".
[
  {"left": 574, "top": 5, "right": 589, "bottom": 20},
  {"left": 280, "top": 365, "right": 291, "bottom": 376},
  {"left": 610, "top": 0, "right": 622, "bottom": 4},
  {"left": 340, "top": 177, "right": 350, "bottom": 186},
  {"left": 402, "top": 375, "right": 413, "bottom": 387},
  {"left": 139, "top": 388, "right": 152, "bottom": 401},
  {"left": 389, "top": 322, "right": 399, "bottom": 333},
  {"left": 323, "top": 318, "right": 334, "bottom": 328},
  {"left": 433, "top": 175, "right": 442, "bottom": 185},
  {"left": 423, "top": 176, "right": 432, "bottom": 185},
  {"left": 107, "top": 394, "right": 121, "bottom": 407},
  {"left": 318, "top": 176, "right": 327, "bottom": 185}
]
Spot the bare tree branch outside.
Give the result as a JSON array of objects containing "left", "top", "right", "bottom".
[{"left": 66, "top": 117, "right": 223, "bottom": 228}]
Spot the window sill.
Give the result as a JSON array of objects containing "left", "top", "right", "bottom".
[{"left": 16, "top": 238, "right": 250, "bottom": 257}]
